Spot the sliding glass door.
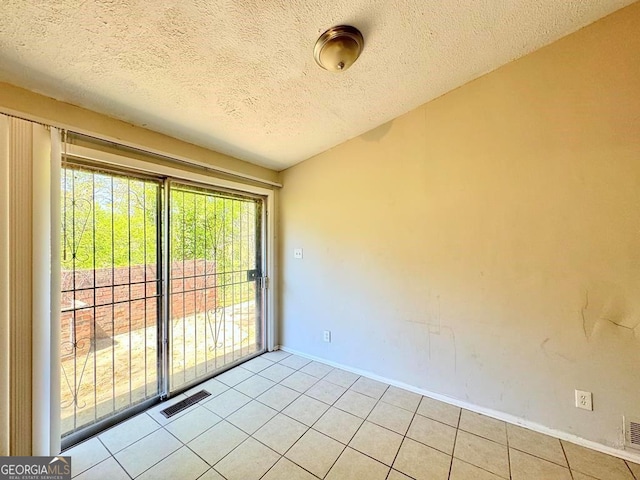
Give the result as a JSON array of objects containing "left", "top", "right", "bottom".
[
  {"left": 60, "top": 165, "right": 162, "bottom": 437},
  {"left": 60, "top": 164, "right": 266, "bottom": 443},
  {"left": 168, "top": 182, "right": 264, "bottom": 392}
]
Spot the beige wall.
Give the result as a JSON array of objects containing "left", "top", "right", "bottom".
[
  {"left": 0, "top": 82, "right": 279, "bottom": 184},
  {"left": 279, "top": 2, "right": 640, "bottom": 450}
]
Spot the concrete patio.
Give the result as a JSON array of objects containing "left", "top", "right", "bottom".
[{"left": 61, "top": 300, "right": 260, "bottom": 436}]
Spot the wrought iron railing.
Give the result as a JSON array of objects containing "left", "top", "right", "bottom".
[
  {"left": 60, "top": 167, "right": 265, "bottom": 439},
  {"left": 60, "top": 164, "right": 161, "bottom": 437}
]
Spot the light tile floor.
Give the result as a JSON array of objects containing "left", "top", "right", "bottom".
[{"left": 66, "top": 351, "right": 640, "bottom": 480}]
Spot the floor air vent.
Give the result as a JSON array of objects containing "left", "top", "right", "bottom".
[
  {"left": 161, "top": 390, "right": 211, "bottom": 418},
  {"left": 625, "top": 417, "right": 640, "bottom": 450}
]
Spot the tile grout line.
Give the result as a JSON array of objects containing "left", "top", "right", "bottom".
[
  {"left": 267, "top": 364, "right": 445, "bottom": 478},
  {"left": 183, "top": 440, "right": 228, "bottom": 480},
  {"left": 315, "top": 416, "right": 403, "bottom": 473},
  {"left": 559, "top": 439, "right": 576, "bottom": 480},
  {"left": 128, "top": 425, "right": 183, "bottom": 479},
  {"left": 70, "top": 356, "right": 376, "bottom": 479},
  {"left": 226, "top": 355, "right": 325, "bottom": 479},
  {"left": 348, "top": 384, "right": 392, "bottom": 470},
  {"left": 320, "top": 440, "right": 347, "bottom": 479},
  {"left": 376, "top": 385, "right": 418, "bottom": 475},
  {"left": 264, "top": 364, "right": 356, "bottom": 429},
  {"left": 369, "top": 403, "right": 436, "bottom": 437},
  {"left": 506, "top": 443, "right": 576, "bottom": 470},
  {"left": 278, "top": 387, "right": 346, "bottom": 478},
  {"left": 319, "top": 383, "right": 392, "bottom": 478},
  {"left": 88, "top": 360, "right": 362, "bottom": 478},
  {"left": 100, "top": 414, "right": 163, "bottom": 455},
  {"left": 506, "top": 421, "right": 512, "bottom": 480},
  {"left": 388, "top": 387, "right": 421, "bottom": 480},
  {"left": 268, "top": 429, "right": 322, "bottom": 480},
  {"left": 447, "top": 407, "right": 462, "bottom": 480},
  {"left": 265, "top": 368, "right": 387, "bottom": 478},
  {"left": 156, "top": 405, "right": 233, "bottom": 477},
  {"left": 625, "top": 460, "right": 638, "bottom": 480},
  {"left": 252, "top": 428, "right": 320, "bottom": 480},
  {"left": 67, "top": 419, "right": 157, "bottom": 478},
  {"left": 96, "top": 435, "right": 133, "bottom": 480},
  {"left": 66, "top": 438, "right": 102, "bottom": 478},
  {"left": 249, "top": 359, "right": 322, "bottom": 479},
  {"left": 499, "top": 423, "right": 580, "bottom": 480},
  {"left": 204, "top": 429, "right": 262, "bottom": 477},
  {"left": 450, "top": 412, "right": 517, "bottom": 480},
  {"left": 216, "top": 434, "right": 282, "bottom": 480},
  {"left": 387, "top": 389, "right": 424, "bottom": 480},
  {"left": 71, "top": 353, "right": 638, "bottom": 480},
  {"left": 176, "top": 405, "right": 229, "bottom": 442},
  {"left": 100, "top": 436, "right": 132, "bottom": 479}
]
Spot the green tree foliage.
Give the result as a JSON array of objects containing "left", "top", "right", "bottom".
[
  {"left": 61, "top": 167, "right": 258, "bottom": 305},
  {"left": 61, "top": 168, "right": 158, "bottom": 270},
  {"left": 170, "top": 184, "right": 258, "bottom": 303}
]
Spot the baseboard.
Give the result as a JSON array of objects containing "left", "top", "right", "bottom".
[{"left": 280, "top": 346, "right": 640, "bottom": 465}]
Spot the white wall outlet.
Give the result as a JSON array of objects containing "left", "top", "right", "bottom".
[
  {"left": 294, "top": 248, "right": 303, "bottom": 259},
  {"left": 575, "top": 390, "right": 593, "bottom": 411},
  {"left": 323, "top": 330, "right": 331, "bottom": 343}
]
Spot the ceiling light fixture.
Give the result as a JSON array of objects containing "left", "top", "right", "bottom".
[{"left": 314, "top": 25, "right": 364, "bottom": 72}]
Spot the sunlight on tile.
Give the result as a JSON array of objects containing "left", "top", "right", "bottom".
[{"left": 64, "top": 352, "right": 638, "bottom": 480}]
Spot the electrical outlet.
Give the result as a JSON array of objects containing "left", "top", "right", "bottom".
[
  {"left": 575, "top": 390, "right": 593, "bottom": 411},
  {"left": 323, "top": 330, "right": 331, "bottom": 343},
  {"left": 294, "top": 248, "right": 303, "bottom": 259}
]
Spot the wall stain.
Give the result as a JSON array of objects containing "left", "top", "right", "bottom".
[
  {"left": 361, "top": 120, "right": 394, "bottom": 142},
  {"left": 581, "top": 290, "right": 590, "bottom": 339},
  {"left": 540, "top": 337, "right": 575, "bottom": 363},
  {"left": 442, "top": 325, "right": 457, "bottom": 373},
  {"left": 580, "top": 288, "right": 639, "bottom": 340},
  {"left": 405, "top": 293, "right": 457, "bottom": 372}
]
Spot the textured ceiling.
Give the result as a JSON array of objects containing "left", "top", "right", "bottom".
[{"left": 0, "top": 0, "right": 635, "bottom": 170}]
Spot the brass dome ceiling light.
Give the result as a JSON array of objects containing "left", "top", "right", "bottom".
[{"left": 314, "top": 25, "right": 364, "bottom": 72}]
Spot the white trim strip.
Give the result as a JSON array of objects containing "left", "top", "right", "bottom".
[
  {"left": 265, "top": 193, "right": 277, "bottom": 351},
  {"left": 279, "top": 346, "right": 640, "bottom": 464},
  {"left": 49, "top": 128, "right": 62, "bottom": 455},
  {"left": 0, "top": 115, "right": 10, "bottom": 456},
  {"left": 32, "top": 124, "right": 52, "bottom": 455}
]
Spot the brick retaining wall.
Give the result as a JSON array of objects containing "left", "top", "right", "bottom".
[{"left": 61, "top": 259, "right": 217, "bottom": 356}]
